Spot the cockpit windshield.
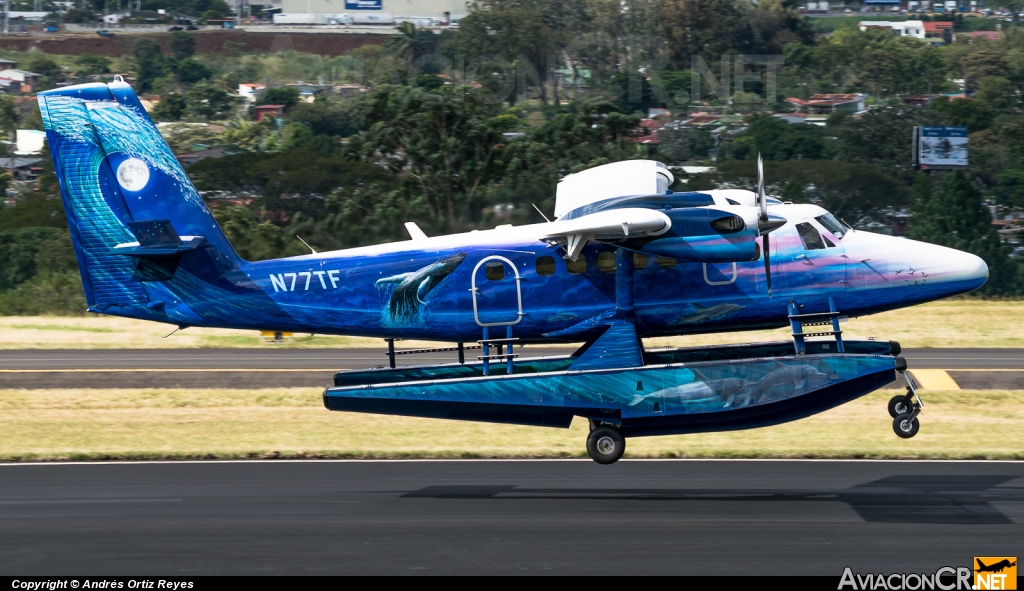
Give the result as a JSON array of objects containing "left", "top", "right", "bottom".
[
  {"left": 796, "top": 222, "right": 826, "bottom": 250},
  {"left": 815, "top": 213, "right": 847, "bottom": 239}
]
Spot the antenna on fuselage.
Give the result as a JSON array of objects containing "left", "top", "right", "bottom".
[
  {"left": 296, "top": 235, "right": 317, "bottom": 254},
  {"left": 532, "top": 203, "right": 552, "bottom": 223}
]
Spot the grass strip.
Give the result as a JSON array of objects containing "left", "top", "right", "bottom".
[
  {"left": 2, "top": 299, "right": 1023, "bottom": 349},
  {"left": 1, "top": 387, "right": 1021, "bottom": 461}
]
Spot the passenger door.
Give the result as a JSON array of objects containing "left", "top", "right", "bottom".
[{"left": 471, "top": 255, "right": 523, "bottom": 327}]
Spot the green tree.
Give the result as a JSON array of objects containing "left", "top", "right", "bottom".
[
  {"left": 727, "top": 114, "right": 832, "bottom": 161},
  {"left": 443, "top": 1, "right": 559, "bottom": 104},
  {"left": 384, "top": 22, "right": 438, "bottom": 66},
  {"left": 176, "top": 58, "right": 212, "bottom": 84},
  {"left": 349, "top": 85, "right": 510, "bottom": 226},
  {"left": 908, "top": 171, "right": 1021, "bottom": 296},
  {"left": 258, "top": 86, "right": 301, "bottom": 111},
  {"left": 73, "top": 53, "right": 111, "bottom": 77},
  {"left": 977, "top": 76, "right": 1017, "bottom": 110},
  {"left": 928, "top": 97, "right": 993, "bottom": 133},
  {"left": 0, "top": 227, "right": 64, "bottom": 291},
  {"left": 288, "top": 101, "right": 357, "bottom": 137},
  {"left": 152, "top": 92, "right": 187, "bottom": 122},
  {"left": 185, "top": 82, "right": 239, "bottom": 120},
  {"left": 168, "top": 31, "right": 197, "bottom": 60},
  {"left": 25, "top": 54, "right": 63, "bottom": 89},
  {"left": 133, "top": 38, "right": 169, "bottom": 92},
  {"left": 834, "top": 107, "right": 945, "bottom": 183}
]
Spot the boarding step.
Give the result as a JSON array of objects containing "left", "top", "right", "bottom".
[
  {"left": 390, "top": 345, "right": 482, "bottom": 356},
  {"left": 789, "top": 297, "right": 845, "bottom": 355},
  {"left": 478, "top": 337, "right": 520, "bottom": 345},
  {"left": 477, "top": 353, "right": 520, "bottom": 361},
  {"left": 788, "top": 311, "right": 842, "bottom": 320}
]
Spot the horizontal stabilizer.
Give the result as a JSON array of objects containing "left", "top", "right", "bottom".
[{"left": 112, "top": 220, "right": 204, "bottom": 257}]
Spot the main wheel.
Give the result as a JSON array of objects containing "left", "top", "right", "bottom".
[
  {"left": 892, "top": 413, "right": 920, "bottom": 439},
  {"left": 888, "top": 394, "right": 913, "bottom": 418},
  {"left": 586, "top": 426, "right": 626, "bottom": 464}
]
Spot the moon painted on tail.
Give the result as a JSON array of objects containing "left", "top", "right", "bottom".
[{"left": 116, "top": 158, "right": 150, "bottom": 192}]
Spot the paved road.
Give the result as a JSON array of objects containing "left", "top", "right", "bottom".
[
  {"left": 0, "top": 460, "right": 1021, "bottom": 575},
  {"left": 0, "top": 348, "right": 1020, "bottom": 388}
]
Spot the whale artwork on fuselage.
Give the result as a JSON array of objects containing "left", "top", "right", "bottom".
[{"left": 38, "top": 79, "right": 988, "bottom": 463}]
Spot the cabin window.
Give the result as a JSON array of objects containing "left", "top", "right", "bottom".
[
  {"left": 535, "top": 256, "right": 556, "bottom": 276},
  {"left": 815, "top": 213, "right": 847, "bottom": 238},
  {"left": 566, "top": 255, "right": 587, "bottom": 275},
  {"left": 796, "top": 222, "right": 826, "bottom": 250},
  {"left": 597, "top": 252, "right": 616, "bottom": 273},
  {"left": 485, "top": 261, "right": 505, "bottom": 280},
  {"left": 633, "top": 253, "right": 647, "bottom": 268},
  {"left": 656, "top": 257, "right": 677, "bottom": 268}
]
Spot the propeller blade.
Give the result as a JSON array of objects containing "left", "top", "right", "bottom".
[
  {"left": 757, "top": 153, "right": 768, "bottom": 223},
  {"left": 762, "top": 233, "right": 772, "bottom": 297}
]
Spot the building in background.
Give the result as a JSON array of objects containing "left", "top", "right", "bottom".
[
  {"left": 859, "top": 20, "right": 925, "bottom": 38},
  {"left": 277, "top": 0, "right": 469, "bottom": 23},
  {"left": 15, "top": 130, "right": 46, "bottom": 155},
  {"left": 238, "top": 83, "right": 266, "bottom": 102},
  {"left": 0, "top": 69, "right": 41, "bottom": 93},
  {"left": 785, "top": 94, "right": 868, "bottom": 122}
]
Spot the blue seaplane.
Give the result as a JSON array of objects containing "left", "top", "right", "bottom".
[{"left": 38, "top": 80, "right": 988, "bottom": 463}]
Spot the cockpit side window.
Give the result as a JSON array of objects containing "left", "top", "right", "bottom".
[
  {"left": 796, "top": 222, "right": 826, "bottom": 250},
  {"left": 815, "top": 213, "right": 847, "bottom": 239}
]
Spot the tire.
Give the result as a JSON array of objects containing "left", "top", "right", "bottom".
[
  {"left": 887, "top": 394, "right": 913, "bottom": 418},
  {"left": 892, "top": 413, "right": 920, "bottom": 439},
  {"left": 586, "top": 426, "right": 626, "bottom": 465}
]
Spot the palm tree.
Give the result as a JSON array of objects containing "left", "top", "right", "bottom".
[{"left": 384, "top": 22, "right": 435, "bottom": 65}]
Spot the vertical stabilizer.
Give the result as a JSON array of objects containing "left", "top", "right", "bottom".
[{"left": 38, "top": 80, "right": 241, "bottom": 319}]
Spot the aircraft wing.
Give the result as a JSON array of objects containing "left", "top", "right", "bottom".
[{"left": 542, "top": 208, "right": 672, "bottom": 260}]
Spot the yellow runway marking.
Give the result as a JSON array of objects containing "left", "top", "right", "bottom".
[{"left": 910, "top": 369, "right": 961, "bottom": 390}]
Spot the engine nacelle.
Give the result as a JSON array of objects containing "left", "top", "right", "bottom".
[{"left": 624, "top": 205, "right": 766, "bottom": 263}]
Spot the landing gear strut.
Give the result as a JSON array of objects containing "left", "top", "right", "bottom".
[
  {"left": 891, "top": 371, "right": 923, "bottom": 439},
  {"left": 586, "top": 421, "right": 625, "bottom": 464}
]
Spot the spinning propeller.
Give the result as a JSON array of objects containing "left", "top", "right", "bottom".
[{"left": 755, "top": 153, "right": 786, "bottom": 297}]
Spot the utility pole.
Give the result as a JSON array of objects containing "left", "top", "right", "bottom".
[{"left": 3, "top": 0, "right": 8, "bottom": 36}]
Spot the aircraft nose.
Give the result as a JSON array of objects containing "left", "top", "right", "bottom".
[
  {"left": 915, "top": 242, "right": 989, "bottom": 294},
  {"left": 945, "top": 248, "right": 988, "bottom": 288}
]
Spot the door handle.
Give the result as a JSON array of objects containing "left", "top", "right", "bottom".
[{"left": 795, "top": 254, "right": 808, "bottom": 260}]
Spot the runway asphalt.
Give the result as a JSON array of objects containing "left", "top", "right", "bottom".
[
  {"left": 0, "top": 347, "right": 1021, "bottom": 389},
  {"left": 0, "top": 460, "right": 1021, "bottom": 575}
]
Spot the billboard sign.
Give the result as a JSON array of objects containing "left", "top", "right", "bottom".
[
  {"left": 345, "top": 0, "right": 382, "bottom": 9},
  {"left": 918, "top": 126, "right": 968, "bottom": 168}
]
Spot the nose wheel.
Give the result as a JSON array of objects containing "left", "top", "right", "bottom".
[
  {"left": 890, "top": 374, "right": 923, "bottom": 439},
  {"left": 586, "top": 422, "right": 625, "bottom": 464}
]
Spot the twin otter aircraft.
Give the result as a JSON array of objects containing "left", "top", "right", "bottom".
[{"left": 40, "top": 80, "right": 988, "bottom": 463}]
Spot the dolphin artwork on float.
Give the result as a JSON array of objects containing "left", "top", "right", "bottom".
[
  {"left": 630, "top": 370, "right": 751, "bottom": 411},
  {"left": 670, "top": 303, "right": 745, "bottom": 325},
  {"left": 376, "top": 252, "right": 467, "bottom": 326}
]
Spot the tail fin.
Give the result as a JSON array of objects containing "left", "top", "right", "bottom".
[{"left": 38, "top": 79, "right": 243, "bottom": 322}]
